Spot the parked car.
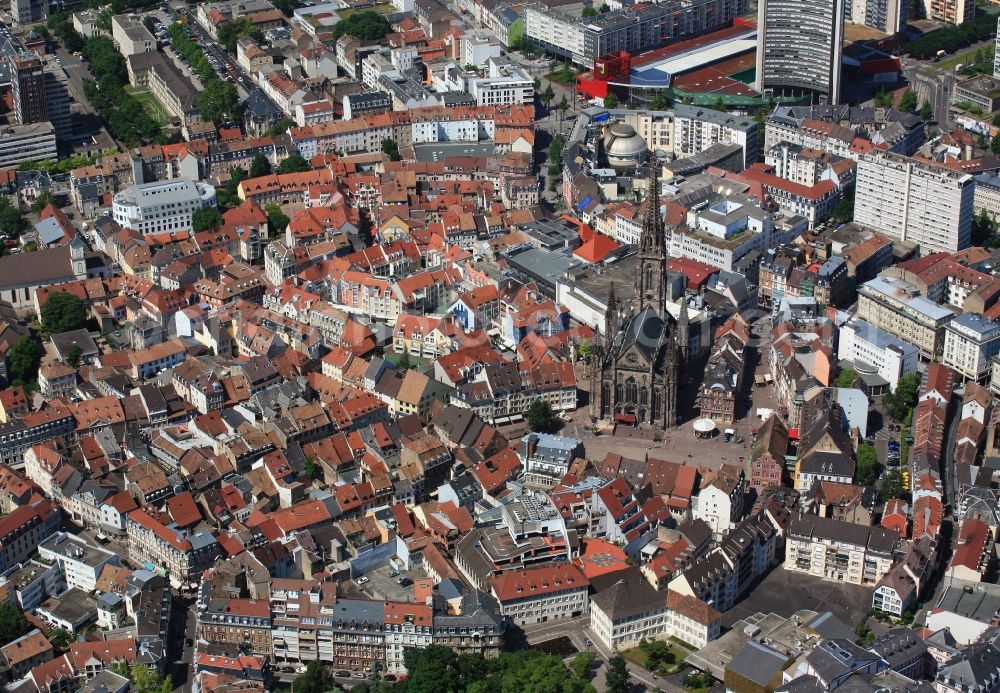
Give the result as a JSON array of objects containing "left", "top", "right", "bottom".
[
  {"left": 388, "top": 569, "right": 399, "bottom": 577},
  {"left": 356, "top": 576, "right": 369, "bottom": 585},
  {"left": 335, "top": 671, "right": 350, "bottom": 678},
  {"left": 397, "top": 577, "right": 412, "bottom": 587}
]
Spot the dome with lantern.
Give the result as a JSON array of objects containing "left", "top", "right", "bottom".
[{"left": 602, "top": 122, "right": 647, "bottom": 171}]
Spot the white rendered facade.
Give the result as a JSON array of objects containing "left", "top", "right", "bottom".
[
  {"left": 37, "top": 531, "right": 120, "bottom": 592},
  {"left": 942, "top": 313, "right": 1000, "bottom": 382},
  {"left": 467, "top": 60, "right": 534, "bottom": 107},
  {"left": 839, "top": 318, "right": 918, "bottom": 391},
  {"left": 112, "top": 179, "right": 217, "bottom": 236}
]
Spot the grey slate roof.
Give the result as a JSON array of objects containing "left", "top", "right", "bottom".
[
  {"left": 590, "top": 566, "right": 662, "bottom": 621},
  {"left": 728, "top": 639, "right": 789, "bottom": 686}
]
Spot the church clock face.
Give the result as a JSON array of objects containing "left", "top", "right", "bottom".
[{"left": 626, "top": 353, "right": 639, "bottom": 364}]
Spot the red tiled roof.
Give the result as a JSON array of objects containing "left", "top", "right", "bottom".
[
  {"left": 490, "top": 563, "right": 589, "bottom": 602},
  {"left": 667, "top": 590, "right": 722, "bottom": 625},
  {"left": 950, "top": 518, "right": 991, "bottom": 572},
  {"left": 166, "top": 491, "right": 202, "bottom": 529}
]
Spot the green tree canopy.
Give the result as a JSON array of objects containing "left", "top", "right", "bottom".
[
  {"left": 570, "top": 651, "right": 596, "bottom": 680},
  {"left": 907, "top": 13, "right": 998, "bottom": 60},
  {"left": 403, "top": 646, "right": 461, "bottom": 693},
  {"left": 395, "top": 351, "right": 412, "bottom": 371},
  {"left": 605, "top": 655, "right": 630, "bottom": 693},
  {"left": 0, "top": 197, "right": 25, "bottom": 235},
  {"left": 216, "top": 168, "right": 246, "bottom": 209},
  {"left": 192, "top": 206, "right": 223, "bottom": 232},
  {"left": 884, "top": 372, "right": 919, "bottom": 422},
  {"left": 47, "top": 627, "right": 73, "bottom": 650},
  {"left": 830, "top": 192, "right": 855, "bottom": 223},
  {"left": 381, "top": 138, "right": 401, "bottom": 162},
  {"left": 881, "top": 469, "right": 907, "bottom": 500},
  {"left": 264, "top": 203, "right": 290, "bottom": 235},
  {"left": 603, "top": 92, "right": 617, "bottom": 108},
  {"left": 31, "top": 189, "right": 56, "bottom": 214},
  {"left": 837, "top": 368, "right": 857, "bottom": 388},
  {"left": 856, "top": 444, "right": 879, "bottom": 486},
  {"left": 66, "top": 344, "right": 84, "bottom": 369},
  {"left": 920, "top": 101, "right": 934, "bottom": 122},
  {"left": 198, "top": 80, "right": 239, "bottom": 125},
  {"left": 218, "top": 17, "right": 253, "bottom": 54},
  {"left": 8, "top": 335, "right": 41, "bottom": 385},
  {"left": 249, "top": 155, "right": 272, "bottom": 178},
  {"left": 41, "top": 292, "right": 87, "bottom": 334},
  {"left": 582, "top": 5, "right": 597, "bottom": 16},
  {"left": 277, "top": 155, "right": 311, "bottom": 174},
  {"left": 542, "top": 84, "right": 555, "bottom": 110},
  {"left": 527, "top": 400, "right": 555, "bottom": 432},
  {"left": 266, "top": 117, "right": 296, "bottom": 136},
  {"left": 873, "top": 88, "right": 893, "bottom": 109},
  {"left": 899, "top": 90, "right": 918, "bottom": 112},
  {"left": 403, "top": 646, "right": 593, "bottom": 693},
  {"left": 973, "top": 209, "right": 1000, "bottom": 247},
  {"left": 331, "top": 11, "right": 391, "bottom": 41},
  {"left": 0, "top": 603, "right": 30, "bottom": 644},
  {"left": 293, "top": 661, "right": 340, "bottom": 693}
]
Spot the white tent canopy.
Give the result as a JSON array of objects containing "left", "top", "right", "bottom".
[{"left": 693, "top": 419, "right": 716, "bottom": 433}]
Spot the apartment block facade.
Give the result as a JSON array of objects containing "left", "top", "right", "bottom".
[
  {"left": 784, "top": 514, "right": 900, "bottom": 585},
  {"left": 854, "top": 151, "right": 975, "bottom": 255}
]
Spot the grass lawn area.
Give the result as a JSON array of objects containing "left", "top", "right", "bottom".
[
  {"left": 546, "top": 68, "right": 580, "bottom": 85},
  {"left": 125, "top": 88, "right": 170, "bottom": 125},
  {"left": 935, "top": 45, "right": 991, "bottom": 73},
  {"left": 337, "top": 2, "right": 394, "bottom": 19},
  {"left": 670, "top": 636, "right": 697, "bottom": 651},
  {"left": 382, "top": 350, "right": 429, "bottom": 370},
  {"left": 622, "top": 642, "right": 688, "bottom": 675}
]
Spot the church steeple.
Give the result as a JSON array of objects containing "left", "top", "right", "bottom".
[
  {"left": 677, "top": 296, "right": 689, "bottom": 364},
  {"left": 639, "top": 161, "right": 664, "bottom": 255},
  {"left": 635, "top": 158, "right": 666, "bottom": 313},
  {"left": 604, "top": 283, "right": 618, "bottom": 339}
]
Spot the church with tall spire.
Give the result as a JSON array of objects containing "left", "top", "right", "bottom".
[{"left": 589, "top": 161, "right": 682, "bottom": 429}]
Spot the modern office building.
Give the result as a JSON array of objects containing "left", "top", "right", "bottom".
[
  {"left": 44, "top": 69, "right": 72, "bottom": 140},
  {"left": 951, "top": 76, "right": 1000, "bottom": 114},
  {"left": 995, "top": 17, "right": 1000, "bottom": 79},
  {"left": 854, "top": 151, "right": 975, "bottom": 254},
  {"left": 38, "top": 531, "right": 120, "bottom": 592},
  {"left": 467, "top": 59, "right": 534, "bottom": 107},
  {"left": 11, "top": 0, "right": 47, "bottom": 25},
  {"left": 838, "top": 317, "right": 919, "bottom": 392},
  {"left": 846, "top": 0, "right": 905, "bottom": 35},
  {"left": 974, "top": 172, "right": 1000, "bottom": 218},
  {"left": 525, "top": 0, "right": 748, "bottom": 67},
  {"left": 857, "top": 276, "right": 956, "bottom": 360},
  {"left": 942, "top": 313, "right": 1000, "bottom": 382},
  {"left": 9, "top": 51, "right": 47, "bottom": 125},
  {"left": 112, "top": 179, "right": 217, "bottom": 236},
  {"left": 756, "top": 0, "right": 845, "bottom": 104},
  {"left": 0, "top": 121, "right": 57, "bottom": 169}
]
